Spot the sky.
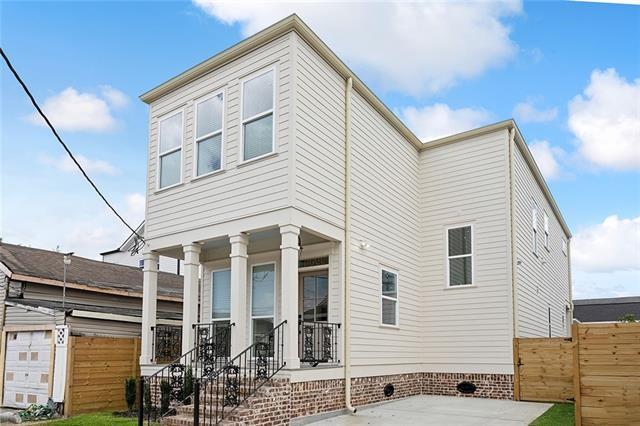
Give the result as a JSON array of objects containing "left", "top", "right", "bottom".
[{"left": 1, "top": 1, "right": 638, "bottom": 300}]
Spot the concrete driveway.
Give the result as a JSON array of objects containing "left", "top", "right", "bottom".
[{"left": 307, "top": 395, "right": 552, "bottom": 426}]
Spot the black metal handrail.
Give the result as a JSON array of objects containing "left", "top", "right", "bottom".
[
  {"left": 298, "top": 320, "right": 341, "bottom": 365},
  {"left": 139, "top": 322, "right": 233, "bottom": 424},
  {"left": 196, "top": 320, "right": 287, "bottom": 425},
  {"left": 151, "top": 324, "right": 182, "bottom": 364}
]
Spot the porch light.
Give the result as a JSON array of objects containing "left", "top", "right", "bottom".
[{"left": 359, "top": 241, "right": 370, "bottom": 250}]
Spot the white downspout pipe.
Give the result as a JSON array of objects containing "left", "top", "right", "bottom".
[
  {"left": 508, "top": 127, "right": 518, "bottom": 340},
  {"left": 343, "top": 76, "right": 356, "bottom": 414}
]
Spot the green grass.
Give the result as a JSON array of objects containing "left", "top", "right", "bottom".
[
  {"left": 45, "top": 412, "right": 137, "bottom": 425},
  {"left": 530, "top": 403, "right": 574, "bottom": 426}
]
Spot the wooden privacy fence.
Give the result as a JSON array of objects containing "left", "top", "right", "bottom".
[
  {"left": 64, "top": 336, "right": 140, "bottom": 415},
  {"left": 515, "top": 322, "right": 640, "bottom": 426}
]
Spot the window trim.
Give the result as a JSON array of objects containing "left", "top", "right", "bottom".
[
  {"left": 445, "top": 223, "right": 475, "bottom": 289},
  {"left": 248, "top": 261, "right": 277, "bottom": 343},
  {"left": 210, "top": 267, "right": 231, "bottom": 323},
  {"left": 155, "top": 108, "right": 185, "bottom": 191},
  {"left": 379, "top": 266, "right": 399, "bottom": 328},
  {"left": 532, "top": 201, "right": 539, "bottom": 256},
  {"left": 562, "top": 238, "right": 567, "bottom": 256},
  {"left": 192, "top": 89, "right": 226, "bottom": 180},
  {"left": 543, "top": 211, "right": 550, "bottom": 251},
  {"left": 238, "top": 65, "right": 277, "bottom": 165}
]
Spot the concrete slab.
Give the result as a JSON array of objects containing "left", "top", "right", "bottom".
[{"left": 307, "top": 396, "right": 552, "bottom": 426}]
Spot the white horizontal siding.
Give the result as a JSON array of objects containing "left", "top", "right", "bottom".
[
  {"left": 513, "top": 143, "right": 571, "bottom": 338},
  {"left": 145, "top": 34, "right": 294, "bottom": 239},
  {"left": 419, "top": 131, "right": 513, "bottom": 373}
]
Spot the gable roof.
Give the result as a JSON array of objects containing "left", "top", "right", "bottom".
[
  {"left": 100, "top": 221, "right": 145, "bottom": 256},
  {"left": 573, "top": 297, "right": 640, "bottom": 323},
  {"left": 0, "top": 242, "right": 182, "bottom": 302}
]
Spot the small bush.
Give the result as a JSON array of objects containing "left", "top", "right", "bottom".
[
  {"left": 618, "top": 313, "right": 637, "bottom": 322},
  {"left": 124, "top": 377, "right": 136, "bottom": 411}
]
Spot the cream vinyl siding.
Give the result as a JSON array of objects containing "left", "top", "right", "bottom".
[
  {"left": 293, "top": 35, "right": 346, "bottom": 227},
  {"left": 3, "top": 306, "right": 59, "bottom": 327},
  {"left": 513, "top": 142, "right": 571, "bottom": 338},
  {"left": 419, "top": 130, "right": 514, "bottom": 373},
  {"left": 145, "top": 34, "right": 294, "bottom": 240},
  {"left": 348, "top": 91, "right": 422, "bottom": 366}
]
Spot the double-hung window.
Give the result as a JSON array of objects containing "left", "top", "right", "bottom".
[
  {"left": 251, "top": 263, "right": 275, "bottom": 343},
  {"left": 447, "top": 225, "right": 473, "bottom": 287},
  {"left": 158, "top": 111, "right": 183, "bottom": 189},
  {"left": 211, "top": 269, "right": 231, "bottom": 326},
  {"left": 241, "top": 69, "right": 275, "bottom": 162},
  {"left": 532, "top": 201, "right": 539, "bottom": 256},
  {"left": 380, "top": 269, "right": 398, "bottom": 326},
  {"left": 543, "top": 211, "right": 550, "bottom": 250},
  {"left": 195, "top": 92, "right": 224, "bottom": 176}
]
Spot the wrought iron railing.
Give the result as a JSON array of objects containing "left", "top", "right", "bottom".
[
  {"left": 196, "top": 320, "right": 287, "bottom": 425},
  {"left": 298, "top": 320, "right": 340, "bottom": 365},
  {"left": 151, "top": 324, "right": 182, "bottom": 364},
  {"left": 139, "top": 322, "right": 233, "bottom": 424}
]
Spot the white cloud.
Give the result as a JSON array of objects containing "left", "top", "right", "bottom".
[
  {"left": 400, "top": 103, "right": 491, "bottom": 142},
  {"left": 124, "top": 193, "right": 146, "bottom": 224},
  {"left": 568, "top": 68, "right": 640, "bottom": 170},
  {"left": 572, "top": 215, "right": 640, "bottom": 274},
  {"left": 28, "top": 86, "right": 128, "bottom": 132},
  {"left": 39, "top": 153, "right": 118, "bottom": 175},
  {"left": 513, "top": 100, "right": 558, "bottom": 123},
  {"left": 528, "top": 139, "right": 563, "bottom": 180},
  {"left": 193, "top": 1, "right": 522, "bottom": 95}
]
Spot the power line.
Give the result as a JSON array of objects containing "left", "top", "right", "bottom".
[{"left": 0, "top": 47, "right": 145, "bottom": 247}]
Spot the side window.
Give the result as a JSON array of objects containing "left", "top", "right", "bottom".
[
  {"left": 195, "top": 92, "right": 224, "bottom": 176},
  {"left": 211, "top": 269, "right": 231, "bottom": 324},
  {"left": 447, "top": 226, "right": 473, "bottom": 287},
  {"left": 532, "top": 201, "right": 539, "bottom": 256},
  {"left": 241, "top": 69, "right": 275, "bottom": 162},
  {"left": 562, "top": 239, "right": 567, "bottom": 256},
  {"left": 157, "top": 111, "right": 183, "bottom": 189},
  {"left": 380, "top": 269, "right": 398, "bottom": 326},
  {"left": 543, "top": 211, "right": 550, "bottom": 250}
]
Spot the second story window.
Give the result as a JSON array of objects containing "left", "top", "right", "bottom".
[
  {"left": 195, "top": 92, "right": 224, "bottom": 176},
  {"left": 158, "top": 111, "right": 183, "bottom": 189},
  {"left": 532, "top": 201, "right": 539, "bottom": 256},
  {"left": 447, "top": 225, "right": 474, "bottom": 287},
  {"left": 543, "top": 211, "right": 550, "bottom": 250},
  {"left": 242, "top": 69, "right": 274, "bottom": 162},
  {"left": 381, "top": 268, "right": 398, "bottom": 326}
]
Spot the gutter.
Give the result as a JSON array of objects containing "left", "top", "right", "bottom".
[{"left": 343, "top": 76, "right": 356, "bottom": 414}]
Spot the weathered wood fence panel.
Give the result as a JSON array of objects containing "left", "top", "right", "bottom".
[
  {"left": 574, "top": 322, "right": 640, "bottom": 426},
  {"left": 64, "top": 336, "right": 140, "bottom": 415},
  {"left": 514, "top": 337, "right": 574, "bottom": 402}
]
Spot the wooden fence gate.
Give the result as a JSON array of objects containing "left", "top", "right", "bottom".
[{"left": 514, "top": 337, "right": 574, "bottom": 402}]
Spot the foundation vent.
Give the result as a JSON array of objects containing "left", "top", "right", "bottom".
[
  {"left": 456, "top": 381, "right": 477, "bottom": 394},
  {"left": 383, "top": 383, "right": 395, "bottom": 397}
]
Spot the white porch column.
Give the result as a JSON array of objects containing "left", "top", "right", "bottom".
[
  {"left": 182, "top": 243, "right": 201, "bottom": 354},
  {"left": 229, "top": 233, "right": 249, "bottom": 357},
  {"left": 280, "top": 224, "right": 301, "bottom": 369},
  {"left": 140, "top": 252, "right": 159, "bottom": 364}
]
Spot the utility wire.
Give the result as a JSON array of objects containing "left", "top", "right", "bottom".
[{"left": 1, "top": 47, "right": 145, "bottom": 246}]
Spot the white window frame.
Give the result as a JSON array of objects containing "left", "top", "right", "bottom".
[
  {"left": 155, "top": 108, "right": 184, "bottom": 191},
  {"left": 445, "top": 224, "right": 475, "bottom": 288},
  {"left": 379, "top": 266, "right": 399, "bottom": 328},
  {"left": 249, "top": 261, "right": 277, "bottom": 343},
  {"left": 210, "top": 268, "right": 231, "bottom": 323},
  {"left": 192, "top": 89, "right": 226, "bottom": 179},
  {"left": 239, "top": 66, "right": 277, "bottom": 165},
  {"left": 532, "top": 201, "right": 539, "bottom": 256},
  {"left": 543, "top": 211, "right": 550, "bottom": 250}
]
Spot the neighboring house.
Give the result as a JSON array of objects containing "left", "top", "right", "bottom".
[
  {"left": 137, "top": 15, "right": 572, "bottom": 423},
  {"left": 101, "top": 221, "right": 183, "bottom": 274},
  {"left": 0, "top": 242, "right": 183, "bottom": 409},
  {"left": 574, "top": 297, "right": 640, "bottom": 322}
]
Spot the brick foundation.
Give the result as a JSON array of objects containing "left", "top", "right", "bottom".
[{"left": 422, "top": 372, "right": 514, "bottom": 400}]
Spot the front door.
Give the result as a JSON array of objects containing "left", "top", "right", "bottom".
[{"left": 300, "top": 271, "right": 328, "bottom": 322}]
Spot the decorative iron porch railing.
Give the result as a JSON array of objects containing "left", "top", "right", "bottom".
[
  {"left": 298, "top": 320, "right": 341, "bottom": 365},
  {"left": 140, "top": 323, "right": 233, "bottom": 424},
  {"left": 151, "top": 324, "right": 182, "bottom": 364},
  {"left": 197, "top": 320, "right": 287, "bottom": 425}
]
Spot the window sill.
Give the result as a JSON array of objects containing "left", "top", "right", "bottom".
[
  {"left": 444, "top": 284, "right": 476, "bottom": 290},
  {"left": 154, "top": 181, "right": 183, "bottom": 194},
  {"left": 379, "top": 323, "right": 400, "bottom": 330},
  {"left": 237, "top": 151, "right": 278, "bottom": 168},
  {"left": 191, "top": 168, "right": 225, "bottom": 182}
]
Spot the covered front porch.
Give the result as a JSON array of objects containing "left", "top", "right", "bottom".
[{"left": 140, "top": 223, "right": 343, "bottom": 375}]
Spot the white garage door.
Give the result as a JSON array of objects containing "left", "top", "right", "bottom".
[{"left": 3, "top": 330, "right": 52, "bottom": 408}]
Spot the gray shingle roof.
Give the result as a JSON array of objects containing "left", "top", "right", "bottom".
[
  {"left": 573, "top": 297, "right": 640, "bottom": 322},
  {"left": 0, "top": 242, "right": 182, "bottom": 300}
]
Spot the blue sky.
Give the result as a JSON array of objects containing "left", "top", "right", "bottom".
[{"left": 1, "top": 1, "right": 638, "bottom": 299}]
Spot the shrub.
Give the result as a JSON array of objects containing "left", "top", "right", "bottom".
[
  {"left": 125, "top": 377, "right": 137, "bottom": 411},
  {"left": 618, "top": 313, "right": 637, "bottom": 322}
]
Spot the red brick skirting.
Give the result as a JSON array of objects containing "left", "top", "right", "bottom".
[{"left": 422, "top": 372, "right": 514, "bottom": 400}]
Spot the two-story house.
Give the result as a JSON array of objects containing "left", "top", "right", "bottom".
[{"left": 138, "top": 15, "right": 572, "bottom": 425}]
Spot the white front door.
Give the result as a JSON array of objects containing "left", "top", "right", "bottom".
[{"left": 3, "top": 330, "right": 52, "bottom": 408}]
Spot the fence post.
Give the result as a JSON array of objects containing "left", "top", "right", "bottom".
[
  {"left": 138, "top": 375, "right": 144, "bottom": 426},
  {"left": 512, "top": 338, "right": 521, "bottom": 401},
  {"left": 193, "top": 379, "right": 200, "bottom": 426},
  {"left": 572, "top": 323, "right": 582, "bottom": 426}
]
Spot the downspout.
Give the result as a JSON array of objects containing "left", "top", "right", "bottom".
[
  {"left": 343, "top": 76, "right": 356, "bottom": 414},
  {"left": 508, "top": 127, "right": 519, "bottom": 339}
]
